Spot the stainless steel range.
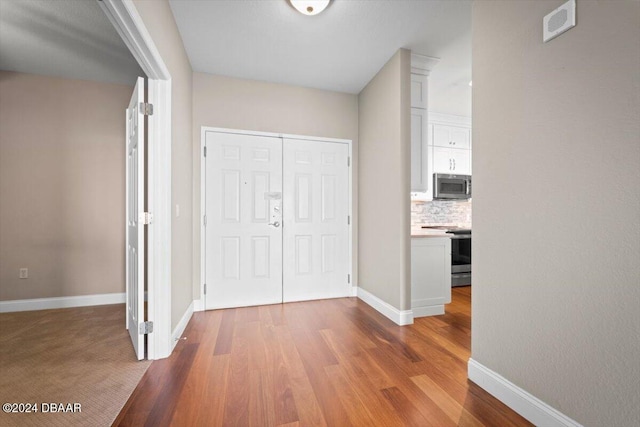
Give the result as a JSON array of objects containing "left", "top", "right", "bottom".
[{"left": 422, "top": 226, "right": 472, "bottom": 287}]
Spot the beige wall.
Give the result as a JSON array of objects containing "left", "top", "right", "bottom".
[
  {"left": 0, "top": 71, "right": 132, "bottom": 300},
  {"left": 472, "top": 1, "right": 640, "bottom": 425},
  {"left": 192, "top": 72, "right": 359, "bottom": 300},
  {"left": 357, "top": 49, "right": 411, "bottom": 310},
  {"left": 132, "top": 0, "right": 193, "bottom": 330}
]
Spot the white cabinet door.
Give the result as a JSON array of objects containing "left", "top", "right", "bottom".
[
  {"left": 432, "top": 124, "right": 471, "bottom": 150},
  {"left": 450, "top": 148, "right": 470, "bottom": 174},
  {"left": 411, "top": 74, "right": 428, "bottom": 109},
  {"left": 411, "top": 108, "right": 429, "bottom": 192},
  {"left": 411, "top": 237, "right": 452, "bottom": 317},
  {"left": 432, "top": 147, "right": 471, "bottom": 175},
  {"left": 205, "top": 132, "right": 284, "bottom": 309},
  {"left": 282, "top": 138, "right": 351, "bottom": 302}
]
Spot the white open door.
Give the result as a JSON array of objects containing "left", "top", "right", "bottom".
[
  {"left": 205, "top": 132, "right": 283, "bottom": 309},
  {"left": 126, "top": 77, "right": 146, "bottom": 360}
]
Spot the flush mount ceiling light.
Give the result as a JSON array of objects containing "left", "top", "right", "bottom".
[{"left": 290, "top": 0, "right": 330, "bottom": 16}]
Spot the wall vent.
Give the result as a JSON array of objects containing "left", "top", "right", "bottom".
[{"left": 543, "top": 0, "right": 576, "bottom": 43}]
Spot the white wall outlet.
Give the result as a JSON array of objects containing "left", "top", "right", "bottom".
[
  {"left": 19, "top": 268, "right": 28, "bottom": 279},
  {"left": 543, "top": 0, "right": 576, "bottom": 43}
]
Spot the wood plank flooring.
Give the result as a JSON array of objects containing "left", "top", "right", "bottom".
[{"left": 114, "top": 287, "right": 532, "bottom": 426}]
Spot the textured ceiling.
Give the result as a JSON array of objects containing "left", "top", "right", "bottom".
[
  {"left": 0, "top": 0, "right": 143, "bottom": 86},
  {"left": 169, "top": 0, "right": 471, "bottom": 116}
]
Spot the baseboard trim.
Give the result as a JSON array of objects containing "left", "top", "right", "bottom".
[
  {"left": 468, "top": 358, "right": 583, "bottom": 427},
  {"left": 193, "top": 299, "right": 204, "bottom": 312},
  {"left": 171, "top": 301, "right": 194, "bottom": 350},
  {"left": 351, "top": 286, "right": 358, "bottom": 297},
  {"left": 0, "top": 292, "right": 126, "bottom": 313},
  {"left": 412, "top": 304, "right": 445, "bottom": 318},
  {"left": 357, "top": 287, "right": 413, "bottom": 325}
]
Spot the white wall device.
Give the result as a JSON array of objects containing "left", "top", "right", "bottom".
[{"left": 543, "top": 0, "right": 576, "bottom": 43}]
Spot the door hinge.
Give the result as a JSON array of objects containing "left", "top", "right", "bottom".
[
  {"left": 204, "top": 146, "right": 207, "bottom": 157},
  {"left": 139, "top": 321, "right": 153, "bottom": 335},
  {"left": 347, "top": 157, "right": 351, "bottom": 167},
  {"left": 139, "top": 212, "right": 153, "bottom": 225},
  {"left": 139, "top": 102, "right": 153, "bottom": 116},
  {"left": 203, "top": 215, "right": 207, "bottom": 226},
  {"left": 347, "top": 215, "right": 351, "bottom": 225},
  {"left": 348, "top": 274, "right": 351, "bottom": 284},
  {"left": 204, "top": 283, "right": 207, "bottom": 295}
]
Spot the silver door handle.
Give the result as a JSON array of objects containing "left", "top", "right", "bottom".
[{"left": 268, "top": 221, "right": 280, "bottom": 228}]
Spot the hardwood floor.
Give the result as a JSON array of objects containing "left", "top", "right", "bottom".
[{"left": 114, "top": 287, "right": 531, "bottom": 426}]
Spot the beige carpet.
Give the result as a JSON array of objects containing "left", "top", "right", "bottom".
[{"left": 0, "top": 304, "right": 151, "bottom": 427}]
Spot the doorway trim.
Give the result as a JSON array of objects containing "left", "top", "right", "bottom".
[
  {"left": 100, "top": 0, "right": 172, "bottom": 359},
  {"left": 199, "top": 126, "right": 354, "bottom": 308}
]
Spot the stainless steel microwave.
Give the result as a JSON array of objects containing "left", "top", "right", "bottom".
[{"left": 433, "top": 173, "right": 472, "bottom": 200}]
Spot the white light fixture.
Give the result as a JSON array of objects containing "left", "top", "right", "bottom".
[{"left": 290, "top": 0, "right": 330, "bottom": 16}]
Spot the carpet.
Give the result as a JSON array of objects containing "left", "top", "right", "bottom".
[{"left": 0, "top": 304, "right": 151, "bottom": 427}]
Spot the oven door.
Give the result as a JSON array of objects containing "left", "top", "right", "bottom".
[{"left": 450, "top": 235, "right": 471, "bottom": 286}]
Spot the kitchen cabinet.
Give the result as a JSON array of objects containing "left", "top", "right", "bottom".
[
  {"left": 411, "top": 108, "right": 429, "bottom": 192},
  {"left": 432, "top": 124, "right": 471, "bottom": 149},
  {"left": 410, "top": 70, "right": 430, "bottom": 195},
  {"left": 411, "top": 237, "right": 451, "bottom": 317},
  {"left": 432, "top": 146, "right": 471, "bottom": 174},
  {"left": 411, "top": 73, "right": 428, "bottom": 109}
]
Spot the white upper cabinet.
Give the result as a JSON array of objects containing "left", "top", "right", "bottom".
[
  {"left": 410, "top": 54, "right": 439, "bottom": 197},
  {"left": 411, "top": 108, "right": 429, "bottom": 192},
  {"left": 432, "top": 124, "right": 471, "bottom": 150},
  {"left": 411, "top": 74, "right": 428, "bottom": 109},
  {"left": 429, "top": 113, "right": 472, "bottom": 177},
  {"left": 432, "top": 146, "right": 471, "bottom": 175}
]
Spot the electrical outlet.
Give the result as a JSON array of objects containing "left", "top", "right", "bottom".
[{"left": 19, "top": 268, "right": 28, "bottom": 279}]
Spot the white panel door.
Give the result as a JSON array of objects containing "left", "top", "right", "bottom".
[
  {"left": 126, "top": 77, "right": 145, "bottom": 360},
  {"left": 282, "top": 138, "right": 350, "bottom": 302},
  {"left": 205, "top": 132, "right": 283, "bottom": 309}
]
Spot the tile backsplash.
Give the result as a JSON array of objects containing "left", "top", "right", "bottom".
[{"left": 411, "top": 199, "right": 472, "bottom": 228}]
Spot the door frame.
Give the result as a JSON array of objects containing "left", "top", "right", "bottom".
[
  {"left": 100, "top": 0, "right": 172, "bottom": 359},
  {"left": 199, "top": 127, "right": 354, "bottom": 308}
]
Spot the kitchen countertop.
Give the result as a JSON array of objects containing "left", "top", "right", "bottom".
[{"left": 410, "top": 228, "right": 450, "bottom": 238}]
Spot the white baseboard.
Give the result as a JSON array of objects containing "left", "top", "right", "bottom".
[
  {"left": 412, "top": 304, "right": 444, "bottom": 318},
  {"left": 357, "top": 287, "right": 413, "bottom": 325},
  {"left": 351, "top": 286, "right": 358, "bottom": 297},
  {"left": 193, "top": 299, "right": 204, "bottom": 312},
  {"left": 171, "top": 300, "right": 194, "bottom": 350},
  {"left": 468, "top": 358, "right": 583, "bottom": 427},
  {"left": 0, "top": 292, "right": 126, "bottom": 313}
]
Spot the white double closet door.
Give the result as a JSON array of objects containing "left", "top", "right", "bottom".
[{"left": 205, "top": 131, "right": 350, "bottom": 310}]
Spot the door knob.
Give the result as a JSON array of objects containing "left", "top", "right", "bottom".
[{"left": 269, "top": 221, "right": 280, "bottom": 228}]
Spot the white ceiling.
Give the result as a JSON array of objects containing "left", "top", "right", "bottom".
[
  {"left": 169, "top": 0, "right": 471, "bottom": 117},
  {"left": 0, "top": 0, "right": 143, "bottom": 86}
]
